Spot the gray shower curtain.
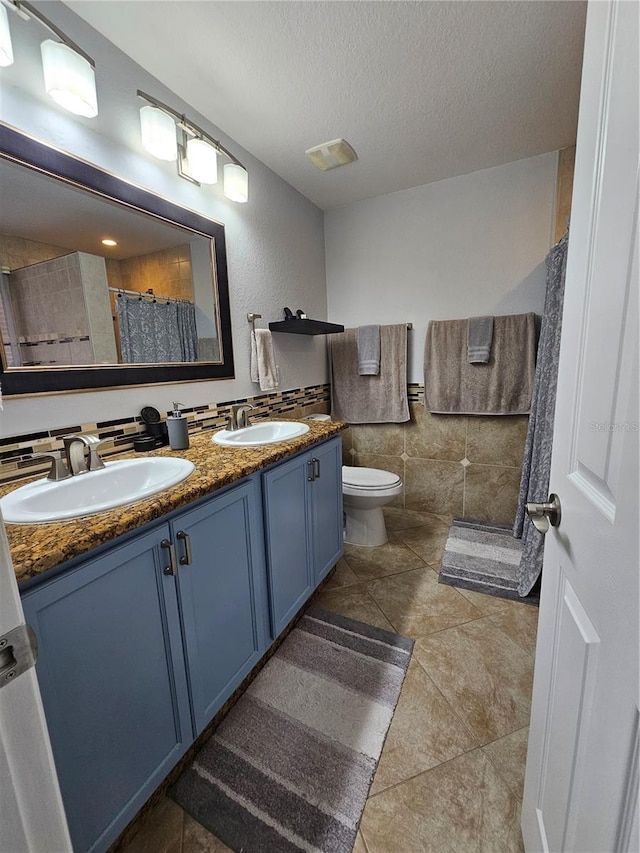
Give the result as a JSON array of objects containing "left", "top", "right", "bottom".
[
  {"left": 514, "top": 230, "right": 569, "bottom": 595},
  {"left": 116, "top": 296, "right": 198, "bottom": 363}
]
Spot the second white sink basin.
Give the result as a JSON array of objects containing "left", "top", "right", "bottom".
[
  {"left": 0, "top": 457, "right": 195, "bottom": 524},
  {"left": 213, "top": 421, "right": 310, "bottom": 447}
]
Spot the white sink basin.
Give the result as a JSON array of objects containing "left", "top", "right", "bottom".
[
  {"left": 213, "top": 421, "right": 310, "bottom": 447},
  {"left": 0, "top": 457, "right": 195, "bottom": 524}
]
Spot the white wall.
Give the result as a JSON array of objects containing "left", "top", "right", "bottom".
[
  {"left": 325, "top": 153, "right": 558, "bottom": 382},
  {"left": 0, "top": 1, "right": 327, "bottom": 438}
]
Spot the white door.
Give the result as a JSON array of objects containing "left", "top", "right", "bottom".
[
  {"left": 521, "top": 1, "right": 639, "bottom": 851},
  {"left": 0, "top": 510, "right": 71, "bottom": 852}
]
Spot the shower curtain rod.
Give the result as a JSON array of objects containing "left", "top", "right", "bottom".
[{"left": 109, "top": 286, "right": 193, "bottom": 305}]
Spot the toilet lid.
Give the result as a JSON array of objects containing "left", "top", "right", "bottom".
[{"left": 342, "top": 466, "right": 402, "bottom": 489}]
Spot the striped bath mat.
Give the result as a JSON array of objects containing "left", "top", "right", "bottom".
[
  {"left": 170, "top": 605, "right": 413, "bottom": 852},
  {"left": 438, "top": 518, "right": 537, "bottom": 604}
]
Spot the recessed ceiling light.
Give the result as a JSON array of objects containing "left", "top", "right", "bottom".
[
  {"left": 101, "top": 238, "right": 117, "bottom": 247},
  {"left": 305, "top": 138, "right": 358, "bottom": 171}
]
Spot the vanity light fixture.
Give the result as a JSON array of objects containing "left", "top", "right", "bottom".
[
  {"left": 223, "top": 163, "right": 249, "bottom": 203},
  {"left": 40, "top": 39, "right": 97, "bottom": 117},
  {"left": 0, "top": 4, "right": 14, "bottom": 66},
  {"left": 186, "top": 137, "right": 218, "bottom": 185},
  {"left": 139, "top": 104, "right": 178, "bottom": 161},
  {"left": 137, "top": 90, "right": 249, "bottom": 203},
  {"left": 2, "top": 0, "right": 98, "bottom": 116}
]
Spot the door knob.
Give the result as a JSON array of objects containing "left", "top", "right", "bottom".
[{"left": 526, "top": 493, "right": 561, "bottom": 534}]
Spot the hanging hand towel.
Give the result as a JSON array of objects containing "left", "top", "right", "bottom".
[
  {"left": 467, "top": 316, "right": 494, "bottom": 363},
  {"left": 357, "top": 324, "right": 381, "bottom": 375},
  {"left": 251, "top": 329, "right": 279, "bottom": 392}
]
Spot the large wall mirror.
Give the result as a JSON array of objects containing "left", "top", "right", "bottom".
[{"left": 0, "top": 124, "right": 234, "bottom": 396}]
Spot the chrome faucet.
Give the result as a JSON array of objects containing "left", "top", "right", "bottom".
[
  {"left": 227, "top": 404, "right": 254, "bottom": 431},
  {"left": 63, "top": 434, "right": 106, "bottom": 475}
]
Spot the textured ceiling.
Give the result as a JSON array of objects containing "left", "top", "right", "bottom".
[{"left": 65, "top": 1, "right": 587, "bottom": 211}]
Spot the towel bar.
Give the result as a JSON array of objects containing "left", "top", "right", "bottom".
[{"left": 247, "top": 313, "right": 262, "bottom": 332}]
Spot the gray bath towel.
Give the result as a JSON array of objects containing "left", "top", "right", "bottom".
[
  {"left": 467, "top": 316, "right": 494, "bottom": 363},
  {"left": 424, "top": 313, "right": 537, "bottom": 415},
  {"left": 357, "top": 324, "right": 381, "bottom": 375},
  {"left": 329, "top": 324, "right": 409, "bottom": 423}
]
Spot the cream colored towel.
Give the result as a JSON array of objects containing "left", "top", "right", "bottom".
[
  {"left": 251, "top": 329, "right": 279, "bottom": 392},
  {"left": 424, "top": 313, "right": 537, "bottom": 415},
  {"left": 329, "top": 324, "right": 409, "bottom": 423}
]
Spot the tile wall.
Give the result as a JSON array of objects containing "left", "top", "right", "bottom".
[
  {"left": 342, "top": 384, "right": 528, "bottom": 526},
  {"left": 105, "top": 244, "right": 194, "bottom": 302},
  {"left": 0, "top": 382, "right": 527, "bottom": 526},
  {"left": 6, "top": 254, "right": 94, "bottom": 366}
]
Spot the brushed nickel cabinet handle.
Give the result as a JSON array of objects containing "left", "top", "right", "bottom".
[
  {"left": 161, "top": 539, "right": 178, "bottom": 575},
  {"left": 177, "top": 530, "right": 193, "bottom": 566}
]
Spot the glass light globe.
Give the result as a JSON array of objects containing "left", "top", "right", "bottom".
[
  {"left": 139, "top": 105, "right": 177, "bottom": 161},
  {"left": 187, "top": 138, "right": 218, "bottom": 184},
  {"left": 41, "top": 40, "right": 98, "bottom": 118},
  {"left": 223, "top": 163, "right": 249, "bottom": 203}
]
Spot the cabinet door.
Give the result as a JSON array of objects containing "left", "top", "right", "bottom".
[
  {"left": 262, "top": 451, "right": 314, "bottom": 636},
  {"left": 310, "top": 436, "right": 344, "bottom": 583},
  {"left": 172, "top": 477, "right": 269, "bottom": 735},
  {"left": 21, "top": 527, "right": 192, "bottom": 853}
]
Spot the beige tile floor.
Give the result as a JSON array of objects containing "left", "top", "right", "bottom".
[{"left": 121, "top": 507, "right": 538, "bottom": 853}]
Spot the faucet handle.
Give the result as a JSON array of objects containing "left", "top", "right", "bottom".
[
  {"left": 83, "top": 435, "right": 107, "bottom": 472},
  {"left": 29, "top": 450, "right": 71, "bottom": 482}
]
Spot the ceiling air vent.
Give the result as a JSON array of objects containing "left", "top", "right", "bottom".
[{"left": 305, "top": 138, "right": 358, "bottom": 171}]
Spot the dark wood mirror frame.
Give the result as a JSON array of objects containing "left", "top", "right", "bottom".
[{"left": 0, "top": 124, "right": 235, "bottom": 396}]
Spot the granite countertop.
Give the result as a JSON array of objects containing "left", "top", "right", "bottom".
[{"left": 1, "top": 419, "right": 346, "bottom": 585}]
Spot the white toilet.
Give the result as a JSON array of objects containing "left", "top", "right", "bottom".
[{"left": 342, "top": 465, "right": 403, "bottom": 547}]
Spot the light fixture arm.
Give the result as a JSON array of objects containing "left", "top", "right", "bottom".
[
  {"left": 8, "top": 0, "right": 95, "bottom": 67},
  {"left": 137, "top": 89, "right": 245, "bottom": 170}
]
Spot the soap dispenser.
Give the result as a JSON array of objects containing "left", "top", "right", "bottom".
[{"left": 167, "top": 402, "right": 190, "bottom": 450}]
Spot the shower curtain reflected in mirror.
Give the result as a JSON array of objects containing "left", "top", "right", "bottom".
[{"left": 116, "top": 295, "right": 198, "bottom": 364}]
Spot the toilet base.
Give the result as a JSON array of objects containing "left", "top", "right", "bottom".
[{"left": 344, "top": 505, "right": 388, "bottom": 547}]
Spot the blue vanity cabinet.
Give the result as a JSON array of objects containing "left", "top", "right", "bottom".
[
  {"left": 18, "top": 438, "right": 341, "bottom": 853},
  {"left": 20, "top": 476, "right": 268, "bottom": 853},
  {"left": 309, "top": 436, "right": 344, "bottom": 584},
  {"left": 20, "top": 525, "right": 193, "bottom": 853},
  {"left": 170, "top": 476, "right": 269, "bottom": 735},
  {"left": 262, "top": 436, "right": 343, "bottom": 636},
  {"left": 262, "top": 451, "right": 313, "bottom": 636}
]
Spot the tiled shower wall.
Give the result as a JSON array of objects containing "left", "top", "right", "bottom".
[
  {"left": 8, "top": 254, "right": 93, "bottom": 366},
  {"left": 342, "top": 387, "right": 528, "bottom": 526},
  {"left": 105, "top": 244, "right": 194, "bottom": 301}
]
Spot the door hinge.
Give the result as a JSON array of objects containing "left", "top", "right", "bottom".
[{"left": 0, "top": 624, "right": 38, "bottom": 689}]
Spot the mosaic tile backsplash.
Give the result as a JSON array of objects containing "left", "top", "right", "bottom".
[
  {"left": 0, "top": 382, "right": 527, "bottom": 527},
  {"left": 0, "top": 384, "right": 331, "bottom": 484}
]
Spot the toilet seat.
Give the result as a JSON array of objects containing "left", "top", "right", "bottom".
[{"left": 342, "top": 466, "right": 401, "bottom": 491}]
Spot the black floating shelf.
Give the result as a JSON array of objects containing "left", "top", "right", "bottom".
[{"left": 268, "top": 319, "right": 344, "bottom": 336}]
